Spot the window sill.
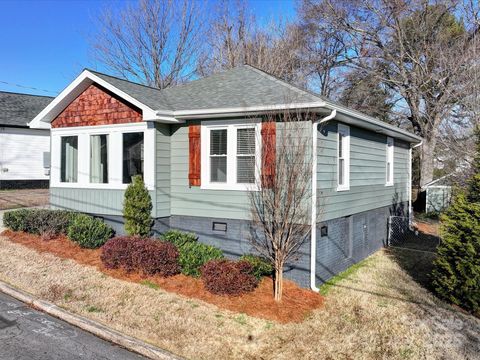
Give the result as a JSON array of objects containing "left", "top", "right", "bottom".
[
  {"left": 385, "top": 183, "right": 394, "bottom": 187},
  {"left": 51, "top": 182, "right": 154, "bottom": 191},
  {"left": 336, "top": 186, "right": 350, "bottom": 192},
  {"left": 200, "top": 183, "right": 259, "bottom": 192}
]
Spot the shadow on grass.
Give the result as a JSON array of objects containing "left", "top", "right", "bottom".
[{"left": 387, "top": 229, "right": 439, "bottom": 291}]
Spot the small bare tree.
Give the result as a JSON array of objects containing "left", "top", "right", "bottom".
[
  {"left": 248, "top": 109, "right": 314, "bottom": 302},
  {"left": 92, "top": 0, "right": 205, "bottom": 89}
]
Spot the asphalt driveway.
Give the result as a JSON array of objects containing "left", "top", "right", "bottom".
[{"left": 0, "top": 291, "right": 144, "bottom": 360}]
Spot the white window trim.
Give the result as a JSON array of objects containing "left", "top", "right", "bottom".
[
  {"left": 386, "top": 136, "right": 394, "bottom": 187},
  {"left": 50, "top": 122, "right": 155, "bottom": 190},
  {"left": 200, "top": 119, "right": 261, "bottom": 191},
  {"left": 337, "top": 124, "right": 350, "bottom": 192}
]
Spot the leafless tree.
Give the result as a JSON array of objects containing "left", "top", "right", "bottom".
[
  {"left": 197, "top": 0, "right": 305, "bottom": 84},
  {"left": 92, "top": 0, "right": 205, "bottom": 89},
  {"left": 313, "top": 0, "right": 479, "bottom": 187},
  {"left": 248, "top": 110, "right": 314, "bottom": 302},
  {"left": 295, "top": 0, "right": 350, "bottom": 97}
]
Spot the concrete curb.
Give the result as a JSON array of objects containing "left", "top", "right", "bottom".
[{"left": 0, "top": 281, "right": 182, "bottom": 360}]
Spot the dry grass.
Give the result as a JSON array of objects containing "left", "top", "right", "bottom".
[{"left": 0, "top": 235, "right": 478, "bottom": 359}]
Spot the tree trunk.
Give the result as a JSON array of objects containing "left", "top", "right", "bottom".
[
  {"left": 419, "top": 137, "right": 436, "bottom": 188},
  {"left": 274, "top": 263, "right": 284, "bottom": 302}
]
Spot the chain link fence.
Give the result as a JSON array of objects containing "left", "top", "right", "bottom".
[{"left": 388, "top": 216, "right": 440, "bottom": 253}]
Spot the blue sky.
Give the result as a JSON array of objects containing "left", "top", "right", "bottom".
[{"left": 0, "top": 0, "right": 295, "bottom": 97}]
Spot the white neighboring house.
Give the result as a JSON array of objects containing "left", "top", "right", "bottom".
[{"left": 0, "top": 91, "right": 53, "bottom": 189}]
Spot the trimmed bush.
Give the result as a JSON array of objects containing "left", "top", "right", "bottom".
[
  {"left": 3, "top": 209, "right": 79, "bottom": 238},
  {"left": 201, "top": 259, "right": 258, "bottom": 296},
  {"left": 161, "top": 229, "right": 197, "bottom": 248},
  {"left": 3, "top": 209, "right": 30, "bottom": 232},
  {"left": 101, "top": 236, "right": 138, "bottom": 271},
  {"left": 101, "top": 236, "right": 180, "bottom": 277},
  {"left": 240, "top": 254, "right": 273, "bottom": 280},
  {"left": 67, "top": 214, "right": 114, "bottom": 249},
  {"left": 133, "top": 239, "right": 180, "bottom": 276},
  {"left": 178, "top": 242, "right": 224, "bottom": 277},
  {"left": 123, "top": 175, "right": 153, "bottom": 237}
]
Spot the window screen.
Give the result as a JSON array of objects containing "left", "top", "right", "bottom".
[
  {"left": 210, "top": 129, "right": 227, "bottom": 182},
  {"left": 90, "top": 134, "right": 108, "bottom": 183}
]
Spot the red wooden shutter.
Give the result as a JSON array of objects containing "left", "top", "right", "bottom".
[
  {"left": 261, "top": 121, "right": 276, "bottom": 188},
  {"left": 188, "top": 124, "right": 201, "bottom": 186}
]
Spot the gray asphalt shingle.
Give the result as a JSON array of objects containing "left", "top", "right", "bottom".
[
  {"left": 0, "top": 91, "right": 53, "bottom": 127},
  {"left": 88, "top": 65, "right": 321, "bottom": 112}
]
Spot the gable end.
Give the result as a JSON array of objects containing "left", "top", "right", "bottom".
[{"left": 52, "top": 83, "right": 142, "bottom": 128}]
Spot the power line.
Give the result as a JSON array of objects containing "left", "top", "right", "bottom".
[{"left": 0, "top": 80, "right": 59, "bottom": 95}]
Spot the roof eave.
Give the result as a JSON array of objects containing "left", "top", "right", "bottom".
[{"left": 29, "top": 70, "right": 180, "bottom": 129}]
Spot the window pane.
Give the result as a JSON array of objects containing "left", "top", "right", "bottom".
[
  {"left": 123, "top": 132, "right": 144, "bottom": 183},
  {"left": 237, "top": 156, "right": 255, "bottom": 183},
  {"left": 386, "top": 162, "right": 391, "bottom": 183},
  {"left": 338, "top": 133, "right": 343, "bottom": 158},
  {"left": 60, "top": 136, "right": 78, "bottom": 183},
  {"left": 339, "top": 158, "right": 344, "bottom": 185},
  {"left": 210, "top": 129, "right": 227, "bottom": 155},
  {"left": 237, "top": 128, "right": 255, "bottom": 155},
  {"left": 210, "top": 156, "right": 227, "bottom": 182},
  {"left": 90, "top": 135, "right": 108, "bottom": 183}
]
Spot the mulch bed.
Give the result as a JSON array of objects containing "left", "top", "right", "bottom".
[{"left": 2, "top": 230, "right": 324, "bottom": 323}]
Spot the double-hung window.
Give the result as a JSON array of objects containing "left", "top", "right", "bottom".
[
  {"left": 337, "top": 124, "right": 350, "bottom": 191},
  {"left": 123, "top": 132, "right": 144, "bottom": 184},
  {"left": 386, "top": 136, "right": 394, "bottom": 186},
  {"left": 201, "top": 121, "right": 260, "bottom": 190}
]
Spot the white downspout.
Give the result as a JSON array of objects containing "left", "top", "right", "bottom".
[
  {"left": 409, "top": 141, "right": 423, "bottom": 228},
  {"left": 311, "top": 109, "right": 336, "bottom": 292}
]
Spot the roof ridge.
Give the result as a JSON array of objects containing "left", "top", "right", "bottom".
[
  {"left": 84, "top": 68, "right": 165, "bottom": 93},
  {"left": 243, "top": 64, "right": 323, "bottom": 102},
  {"left": 0, "top": 90, "right": 54, "bottom": 99}
]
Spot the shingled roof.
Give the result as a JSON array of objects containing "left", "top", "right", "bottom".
[
  {"left": 89, "top": 65, "right": 320, "bottom": 112},
  {"left": 0, "top": 91, "right": 53, "bottom": 127}
]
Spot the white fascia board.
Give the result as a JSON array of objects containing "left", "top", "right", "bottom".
[
  {"left": 322, "top": 101, "right": 422, "bottom": 144},
  {"left": 29, "top": 70, "right": 178, "bottom": 129},
  {"left": 172, "top": 102, "right": 326, "bottom": 118}
]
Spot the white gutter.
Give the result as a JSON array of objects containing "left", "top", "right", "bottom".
[
  {"left": 409, "top": 141, "right": 423, "bottom": 227},
  {"left": 310, "top": 109, "right": 337, "bottom": 292}
]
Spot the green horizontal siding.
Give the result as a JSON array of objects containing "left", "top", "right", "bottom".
[
  {"left": 317, "top": 122, "right": 410, "bottom": 221},
  {"left": 50, "top": 187, "right": 156, "bottom": 216},
  {"left": 155, "top": 123, "right": 171, "bottom": 218}
]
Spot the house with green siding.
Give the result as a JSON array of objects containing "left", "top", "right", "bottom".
[{"left": 29, "top": 65, "right": 421, "bottom": 289}]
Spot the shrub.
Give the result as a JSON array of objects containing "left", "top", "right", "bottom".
[
  {"left": 240, "top": 254, "right": 273, "bottom": 280},
  {"left": 67, "top": 214, "right": 114, "bottom": 249},
  {"left": 132, "top": 239, "right": 180, "bottom": 276},
  {"left": 123, "top": 175, "right": 153, "bottom": 237},
  {"left": 3, "top": 209, "right": 30, "bottom": 232},
  {"left": 431, "top": 192, "right": 480, "bottom": 314},
  {"left": 101, "top": 236, "right": 180, "bottom": 277},
  {"left": 101, "top": 236, "right": 139, "bottom": 271},
  {"left": 161, "top": 229, "right": 197, "bottom": 248},
  {"left": 3, "top": 209, "right": 79, "bottom": 238},
  {"left": 201, "top": 259, "right": 258, "bottom": 296},
  {"left": 178, "top": 242, "right": 224, "bottom": 277}
]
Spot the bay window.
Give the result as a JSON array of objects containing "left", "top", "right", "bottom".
[{"left": 201, "top": 121, "right": 260, "bottom": 190}]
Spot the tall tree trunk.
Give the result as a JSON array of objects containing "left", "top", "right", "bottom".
[
  {"left": 419, "top": 138, "right": 436, "bottom": 188},
  {"left": 274, "top": 261, "right": 284, "bottom": 302}
]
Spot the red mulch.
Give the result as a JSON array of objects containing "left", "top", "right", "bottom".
[
  {"left": 414, "top": 220, "right": 440, "bottom": 237},
  {"left": 1, "top": 230, "right": 324, "bottom": 323}
]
